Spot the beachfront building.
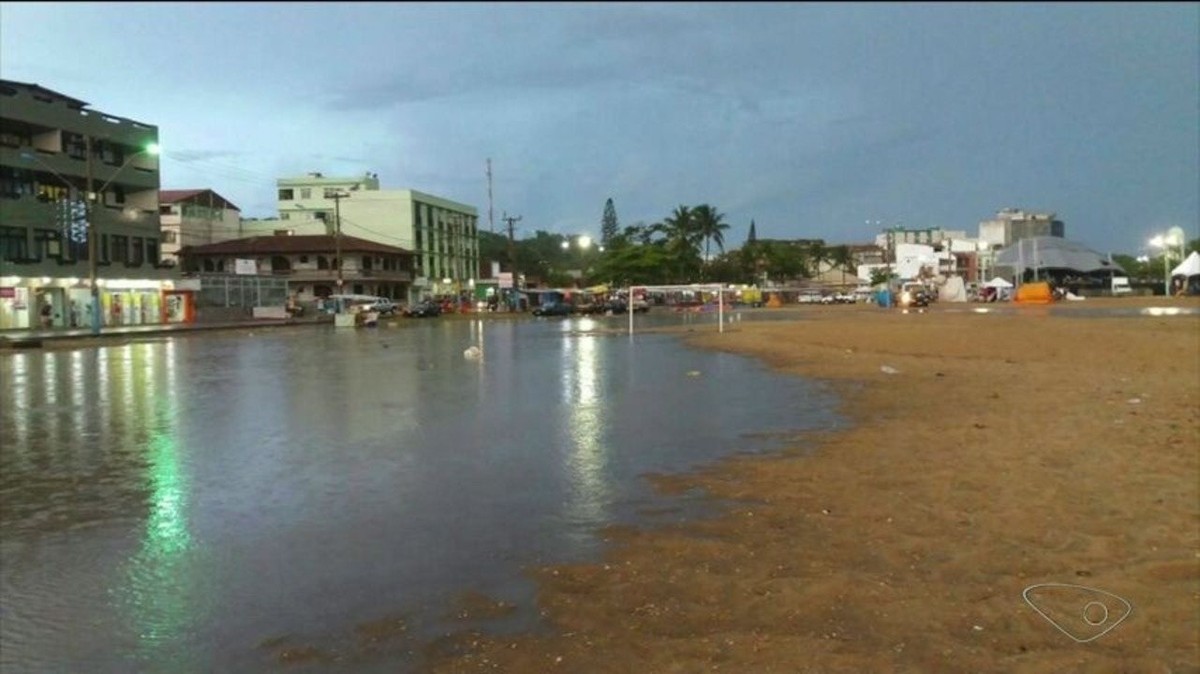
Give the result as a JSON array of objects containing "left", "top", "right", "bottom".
[
  {"left": 0, "top": 79, "right": 190, "bottom": 330},
  {"left": 239, "top": 172, "right": 479, "bottom": 304},
  {"left": 158, "top": 189, "right": 242, "bottom": 267}
]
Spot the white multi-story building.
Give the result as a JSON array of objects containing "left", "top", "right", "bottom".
[
  {"left": 240, "top": 172, "right": 479, "bottom": 302},
  {"left": 978, "top": 208, "right": 1065, "bottom": 248},
  {"left": 158, "top": 189, "right": 241, "bottom": 266}
]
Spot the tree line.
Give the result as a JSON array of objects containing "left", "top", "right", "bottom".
[{"left": 477, "top": 199, "right": 860, "bottom": 287}]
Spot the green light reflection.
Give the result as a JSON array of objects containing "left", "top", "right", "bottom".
[{"left": 113, "top": 344, "right": 197, "bottom": 668}]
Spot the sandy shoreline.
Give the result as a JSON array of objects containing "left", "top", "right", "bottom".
[{"left": 426, "top": 297, "right": 1199, "bottom": 673}]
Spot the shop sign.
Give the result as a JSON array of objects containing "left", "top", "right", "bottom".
[{"left": 234, "top": 258, "right": 257, "bottom": 275}]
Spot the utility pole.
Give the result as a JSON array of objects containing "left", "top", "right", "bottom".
[
  {"left": 331, "top": 191, "right": 349, "bottom": 293},
  {"left": 486, "top": 158, "right": 494, "bottom": 233},
  {"left": 85, "top": 134, "right": 101, "bottom": 335},
  {"left": 502, "top": 211, "right": 521, "bottom": 310}
]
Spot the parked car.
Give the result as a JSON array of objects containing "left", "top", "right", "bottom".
[
  {"left": 404, "top": 300, "right": 442, "bottom": 318},
  {"left": 532, "top": 301, "right": 572, "bottom": 317},
  {"left": 365, "top": 298, "right": 399, "bottom": 316}
]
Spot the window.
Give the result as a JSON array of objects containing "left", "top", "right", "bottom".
[
  {"left": 130, "top": 237, "right": 144, "bottom": 266},
  {"left": 299, "top": 255, "right": 308, "bottom": 263},
  {"left": 317, "top": 256, "right": 329, "bottom": 270},
  {"left": 273, "top": 229, "right": 294, "bottom": 236},
  {"left": 300, "top": 188, "right": 311, "bottom": 199},
  {"left": 34, "top": 229, "right": 61, "bottom": 261},
  {"left": 112, "top": 185, "right": 125, "bottom": 205},
  {"left": 314, "top": 211, "right": 327, "bottom": 222},
  {"left": 0, "top": 166, "right": 34, "bottom": 199},
  {"left": 111, "top": 235, "right": 129, "bottom": 263},
  {"left": 278, "top": 188, "right": 294, "bottom": 200},
  {"left": 362, "top": 255, "right": 373, "bottom": 271},
  {"left": 146, "top": 239, "right": 158, "bottom": 264},
  {"left": 0, "top": 226, "right": 28, "bottom": 261},
  {"left": 323, "top": 188, "right": 338, "bottom": 198},
  {"left": 162, "top": 230, "right": 177, "bottom": 243},
  {"left": 159, "top": 204, "right": 174, "bottom": 215},
  {"left": 100, "top": 234, "right": 110, "bottom": 262},
  {"left": 203, "top": 259, "right": 215, "bottom": 272}
]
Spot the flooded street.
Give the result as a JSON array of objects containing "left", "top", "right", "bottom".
[{"left": 0, "top": 315, "right": 840, "bottom": 672}]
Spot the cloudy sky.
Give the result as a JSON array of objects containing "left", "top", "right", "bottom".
[{"left": 1, "top": 2, "right": 1196, "bottom": 254}]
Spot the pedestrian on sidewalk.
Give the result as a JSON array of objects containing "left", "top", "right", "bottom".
[{"left": 40, "top": 302, "right": 53, "bottom": 328}]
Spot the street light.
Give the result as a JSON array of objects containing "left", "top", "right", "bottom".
[
  {"left": 1149, "top": 229, "right": 1185, "bottom": 296},
  {"left": 85, "top": 140, "right": 160, "bottom": 334}
]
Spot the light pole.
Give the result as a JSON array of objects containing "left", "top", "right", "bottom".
[
  {"left": 1149, "top": 230, "right": 1185, "bottom": 296},
  {"left": 86, "top": 140, "right": 160, "bottom": 334}
]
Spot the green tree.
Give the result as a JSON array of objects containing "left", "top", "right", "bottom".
[
  {"left": 869, "top": 268, "right": 894, "bottom": 286},
  {"left": 829, "top": 245, "right": 855, "bottom": 285},
  {"left": 691, "top": 204, "right": 730, "bottom": 274},
  {"left": 660, "top": 205, "right": 703, "bottom": 282},
  {"left": 805, "top": 240, "right": 828, "bottom": 278},
  {"left": 600, "top": 198, "right": 619, "bottom": 249}
]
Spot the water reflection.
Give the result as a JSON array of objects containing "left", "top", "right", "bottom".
[
  {"left": 1, "top": 322, "right": 837, "bottom": 673},
  {"left": 561, "top": 329, "right": 610, "bottom": 526}
]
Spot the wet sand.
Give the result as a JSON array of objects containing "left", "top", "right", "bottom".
[{"left": 428, "top": 297, "right": 1200, "bottom": 673}]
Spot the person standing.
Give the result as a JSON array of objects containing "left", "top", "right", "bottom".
[{"left": 40, "top": 302, "right": 53, "bottom": 328}]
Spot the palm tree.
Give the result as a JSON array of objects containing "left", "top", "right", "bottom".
[
  {"left": 805, "top": 240, "right": 828, "bottom": 279},
  {"left": 660, "top": 205, "right": 702, "bottom": 281},
  {"left": 830, "top": 245, "right": 855, "bottom": 286},
  {"left": 691, "top": 204, "right": 730, "bottom": 265}
]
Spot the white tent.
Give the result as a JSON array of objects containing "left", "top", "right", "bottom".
[
  {"left": 938, "top": 276, "right": 968, "bottom": 302},
  {"left": 983, "top": 277, "right": 1014, "bottom": 288},
  {"left": 1171, "top": 251, "right": 1200, "bottom": 277}
]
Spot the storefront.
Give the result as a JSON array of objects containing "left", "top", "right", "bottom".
[{"left": 0, "top": 276, "right": 195, "bottom": 330}]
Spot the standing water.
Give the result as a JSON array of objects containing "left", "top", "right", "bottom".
[{"left": 0, "top": 316, "right": 841, "bottom": 672}]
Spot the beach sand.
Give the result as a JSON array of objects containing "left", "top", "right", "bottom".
[{"left": 428, "top": 297, "right": 1200, "bottom": 673}]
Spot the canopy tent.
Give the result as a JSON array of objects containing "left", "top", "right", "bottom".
[
  {"left": 983, "top": 277, "right": 1014, "bottom": 289},
  {"left": 994, "top": 237, "right": 1125, "bottom": 275},
  {"left": 1171, "top": 251, "right": 1200, "bottom": 277}
]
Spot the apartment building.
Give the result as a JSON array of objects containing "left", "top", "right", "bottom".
[
  {"left": 978, "top": 208, "right": 1065, "bottom": 248},
  {"left": 0, "top": 79, "right": 187, "bottom": 329},
  {"left": 159, "top": 189, "right": 241, "bottom": 265},
  {"left": 240, "top": 172, "right": 479, "bottom": 302}
]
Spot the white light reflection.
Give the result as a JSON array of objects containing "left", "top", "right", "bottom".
[
  {"left": 1142, "top": 307, "right": 1183, "bottom": 317},
  {"left": 561, "top": 333, "right": 610, "bottom": 525},
  {"left": 8, "top": 354, "right": 30, "bottom": 454}
]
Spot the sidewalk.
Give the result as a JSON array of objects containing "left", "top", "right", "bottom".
[{"left": 0, "top": 316, "right": 327, "bottom": 349}]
